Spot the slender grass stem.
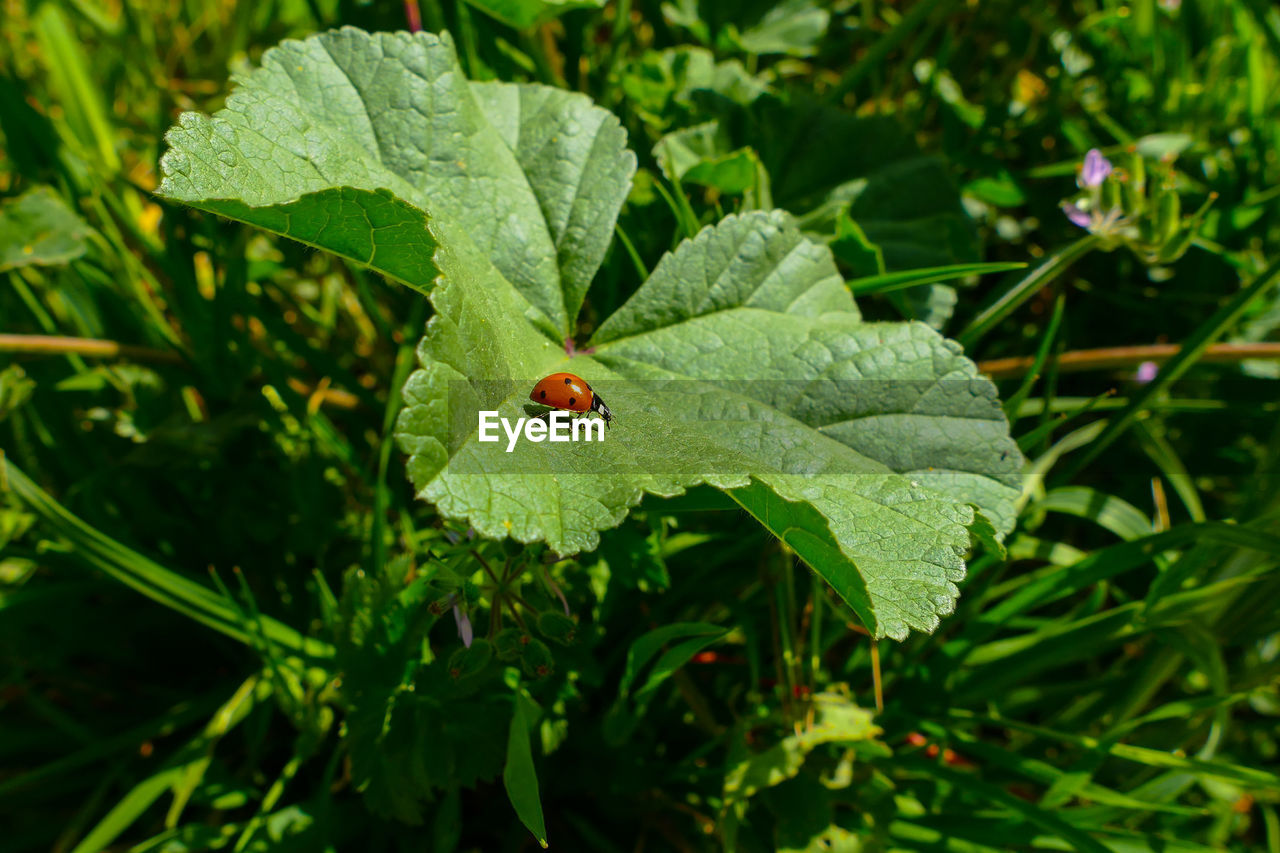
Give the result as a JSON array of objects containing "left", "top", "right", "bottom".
[
  {"left": 958, "top": 234, "right": 1101, "bottom": 351},
  {"left": 981, "top": 341, "right": 1280, "bottom": 379}
]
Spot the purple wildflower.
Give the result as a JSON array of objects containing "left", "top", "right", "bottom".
[
  {"left": 1061, "top": 201, "right": 1092, "bottom": 229},
  {"left": 1080, "top": 149, "right": 1113, "bottom": 188},
  {"left": 1135, "top": 361, "right": 1159, "bottom": 383},
  {"left": 453, "top": 604, "right": 473, "bottom": 648}
]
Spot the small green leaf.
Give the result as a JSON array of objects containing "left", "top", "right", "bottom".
[
  {"left": 627, "top": 47, "right": 769, "bottom": 113},
  {"left": 1133, "top": 132, "right": 1194, "bottom": 160},
  {"left": 966, "top": 507, "right": 1007, "bottom": 561},
  {"left": 504, "top": 689, "right": 549, "bottom": 848},
  {"left": 829, "top": 212, "right": 885, "bottom": 279},
  {"left": 724, "top": 691, "right": 878, "bottom": 805},
  {"left": 623, "top": 621, "right": 727, "bottom": 700},
  {"left": 735, "top": 0, "right": 830, "bottom": 57},
  {"left": 189, "top": 188, "right": 442, "bottom": 294},
  {"left": 964, "top": 173, "right": 1027, "bottom": 207},
  {"left": 653, "top": 121, "right": 760, "bottom": 194},
  {"left": 0, "top": 185, "right": 91, "bottom": 271},
  {"left": 0, "top": 365, "right": 37, "bottom": 421}
]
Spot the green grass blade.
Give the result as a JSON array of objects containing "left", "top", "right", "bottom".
[
  {"left": 950, "top": 710, "right": 1280, "bottom": 791},
  {"left": 847, "top": 261, "right": 1027, "bottom": 296},
  {"left": 2, "top": 458, "right": 332, "bottom": 659},
  {"left": 898, "top": 756, "right": 1112, "bottom": 852},
  {"left": 1033, "top": 486, "right": 1154, "bottom": 541},
  {"left": 832, "top": 0, "right": 956, "bottom": 99},
  {"left": 70, "top": 767, "right": 185, "bottom": 853},
  {"left": 1063, "top": 254, "right": 1280, "bottom": 478},
  {"left": 958, "top": 234, "right": 1100, "bottom": 350},
  {"left": 1002, "top": 291, "right": 1066, "bottom": 422}
]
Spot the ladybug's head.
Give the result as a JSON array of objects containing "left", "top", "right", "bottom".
[{"left": 591, "top": 395, "right": 612, "bottom": 428}]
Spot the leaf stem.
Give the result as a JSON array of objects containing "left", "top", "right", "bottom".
[
  {"left": 474, "top": 550, "right": 502, "bottom": 586},
  {"left": 809, "top": 574, "right": 824, "bottom": 684}
]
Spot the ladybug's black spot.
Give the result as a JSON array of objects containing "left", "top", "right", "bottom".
[
  {"left": 564, "top": 377, "right": 573, "bottom": 384},
  {"left": 568, "top": 397, "right": 576, "bottom": 406},
  {"left": 539, "top": 389, "right": 547, "bottom": 399}
]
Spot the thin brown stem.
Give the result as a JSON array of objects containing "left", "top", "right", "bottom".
[
  {"left": 979, "top": 342, "right": 1280, "bottom": 379},
  {"left": 0, "top": 333, "right": 182, "bottom": 363},
  {"left": 507, "top": 591, "right": 538, "bottom": 615},
  {"left": 472, "top": 550, "right": 501, "bottom": 586},
  {"left": 0, "top": 334, "right": 359, "bottom": 409},
  {"left": 870, "top": 640, "right": 884, "bottom": 714}
]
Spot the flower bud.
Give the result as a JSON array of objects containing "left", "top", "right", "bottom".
[
  {"left": 1154, "top": 189, "right": 1182, "bottom": 248},
  {"left": 448, "top": 639, "right": 493, "bottom": 680},
  {"left": 1127, "top": 151, "right": 1146, "bottom": 195},
  {"left": 1080, "top": 149, "right": 1113, "bottom": 188},
  {"left": 521, "top": 639, "right": 555, "bottom": 679},
  {"left": 1100, "top": 177, "right": 1122, "bottom": 214},
  {"left": 536, "top": 611, "right": 578, "bottom": 646},
  {"left": 495, "top": 627, "right": 530, "bottom": 662},
  {"left": 1062, "top": 201, "right": 1091, "bottom": 229}
]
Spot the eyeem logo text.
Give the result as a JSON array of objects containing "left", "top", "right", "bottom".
[{"left": 478, "top": 411, "right": 605, "bottom": 452}]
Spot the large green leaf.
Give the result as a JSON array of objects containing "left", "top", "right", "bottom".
[
  {"left": 158, "top": 28, "right": 634, "bottom": 332},
  {"left": 157, "top": 28, "right": 1022, "bottom": 640},
  {"left": 397, "top": 210, "right": 1021, "bottom": 640}
]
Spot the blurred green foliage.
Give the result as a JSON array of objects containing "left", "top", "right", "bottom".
[{"left": 2, "top": 0, "right": 1280, "bottom": 851}]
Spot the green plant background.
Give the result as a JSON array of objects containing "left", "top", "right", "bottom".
[{"left": 2, "top": 1, "right": 1280, "bottom": 851}]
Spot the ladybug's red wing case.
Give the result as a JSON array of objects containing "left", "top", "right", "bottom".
[
  {"left": 529, "top": 372, "right": 593, "bottom": 413},
  {"left": 528, "top": 373, "right": 613, "bottom": 428}
]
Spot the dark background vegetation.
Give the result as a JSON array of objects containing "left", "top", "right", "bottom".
[{"left": 2, "top": 0, "right": 1279, "bottom": 850}]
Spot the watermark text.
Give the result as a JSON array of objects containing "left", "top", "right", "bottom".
[{"left": 478, "top": 411, "right": 605, "bottom": 452}]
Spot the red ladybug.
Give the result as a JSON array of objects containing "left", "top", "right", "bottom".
[{"left": 529, "top": 372, "right": 612, "bottom": 428}]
